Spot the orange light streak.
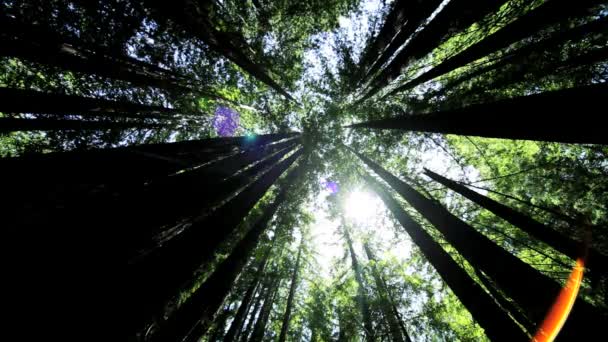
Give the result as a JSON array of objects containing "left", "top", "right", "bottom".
[{"left": 532, "top": 258, "right": 585, "bottom": 342}]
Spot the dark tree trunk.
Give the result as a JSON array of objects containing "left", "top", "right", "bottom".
[
  {"left": 461, "top": 183, "right": 578, "bottom": 226},
  {"left": 0, "top": 17, "right": 190, "bottom": 91},
  {"left": 223, "top": 246, "right": 274, "bottom": 342},
  {"left": 239, "top": 286, "right": 266, "bottom": 342},
  {"left": 0, "top": 117, "right": 154, "bottom": 132},
  {"left": 360, "top": 0, "right": 510, "bottom": 101},
  {"left": 474, "top": 268, "right": 537, "bottom": 334},
  {"left": 352, "top": 150, "right": 607, "bottom": 340},
  {"left": 278, "top": 243, "right": 303, "bottom": 342},
  {"left": 343, "top": 224, "right": 374, "bottom": 342},
  {"left": 363, "top": 243, "right": 410, "bottom": 342},
  {"left": 431, "top": 16, "right": 608, "bottom": 98},
  {"left": 350, "top": 83, "right": 608, "bottom": 145},
  {"left": 136, "top": 155, "right": 306, "bottom": 342},
  {"left": 1, "top": 132, "right": 297, "bottom": 183},
  {"left": 360, "top": 0, "right": 442, "bottom": 84},
  {"left": 126, "top": 139, "right": 301, "bottom": 256},
  {"left": 2, "top": 134, "right": 299, "bottom": 249},
  {"left": 358, "top": 0, "right": 411, "bottom": 71},
  {"left": 365, "top": 175, "right": 528, "bottom": 341},
  {"left": 0, "top": 87, "right": 177, "bottom": 119},
  {"left": 457, "top": 45, "right": 608, "bottom": 101},
  {"left": 144, "top": 0, "right": 294, "bottom": 101},
  {"left": 386, "top": 0, "right": 604, "bottom": 97},
  {"left": 249, "top": 276, "right": 281, "bottom": 342},
  {"left": 208, "top": 304, "right": 233, "bottom": 342},
  {"left": 424, "top": 169, "right": 608, "bottom": 271}
]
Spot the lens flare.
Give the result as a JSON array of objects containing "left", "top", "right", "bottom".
[
  {"left": 532, "top": 226, "right": 591, "bottom": 342},
  {"left": 532, "top": 258, "right": 585, "bottom": 342}
]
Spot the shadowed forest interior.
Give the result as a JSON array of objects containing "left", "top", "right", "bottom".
[{"left": 2, "top": 0, "right": 608, "bottom": 341}]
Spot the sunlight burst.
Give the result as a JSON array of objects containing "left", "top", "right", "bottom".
[{"left": 345, "top": 190, "right": 377, "bottom": 224}]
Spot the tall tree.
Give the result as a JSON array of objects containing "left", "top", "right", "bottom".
[
  {"left": 0, "top": 117, "right": 154, "bottom": 132},
  {"left": 384, "top": 0, "right": 605, "bottom": 97},
  {"left": 360, "top": 0, "right": 510, "bottom": 101},
  {"left": 0, "top": 16, "right": 190, "bottom": 91},
  {"left": 127, "top": 148, "right": 303, "bottom": 338},
  {"left": 144, "top": 0, "right": 295, "bottom": 101},
  {"left": 208, "top": 304, "right": 234, "bottom": 342},
  {"left": 359, "top": 0, "right": 443, "bottom": 85},
  {"left": 343, "top": 222, "right": 374, "bottom": 342},
  {"left": 0, "top": 87, "right": 178, "bottom": 119},
  {"left": 365, "top": 174, "right": 529, "bottom": 341},
  {"left": 222, "top": 246, "right": 273, "bottom": 342},
  {"left": 424, "top": 168, "right": 608, "bottom": 271},
  {"left": 349, "top": 83, "right": 608, "bottom": 145},
  {"left": 364, "top": 243, "right": 411, "bottom": 342},
  {"left": 430, "top": 16, "right": 608, "bottom": 98},
  {"left": 474, "top": 268, "right": 536, "bottom": 334},
  {"left": 249, "top": 275, "right": 282, "bottom": 342},
  {"left": 239, "top": 286, "right": 266, "bottom": 342},
  {"left": 278, "top": 242, "right": 303, "bottom": 342},
  {"left": 352, "top": 149, "right": 607, "bottom": 339},
  {"left": 147, "top": 158, "right": 307, "bottom": 342}
]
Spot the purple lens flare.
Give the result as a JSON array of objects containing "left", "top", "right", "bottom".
[{"left": 213, "top": 106, "right": 240, "bottom": 137}]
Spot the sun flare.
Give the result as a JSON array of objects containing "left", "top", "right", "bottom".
[{"left": 345, "top": 190, "right": 378, "bottom": 224}]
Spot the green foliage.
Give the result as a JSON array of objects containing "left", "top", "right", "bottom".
[{"left": 4, "top": 0, "right": 608, "bottom": 340}]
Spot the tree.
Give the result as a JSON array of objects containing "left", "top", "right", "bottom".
[
  {"left": 365, "top": 174, "right": 530, "bottom": 341},
  {"left": 3, "top": 1, "right": 608, "bottom": 341},
  {"left": 424, "top": 168, "right": 608, "bottom": 272},
  {"left": 127, "top": 149, "right": 304, "bottom": 338},
  {"left": 143, "top": 0, "right": 295, "bottom": 101},
  {"left": 278, "top": 241, "right": 303, "bottom": 342},
  {"left": 342, "top": 221, "right": 374, "bottom": 342},
  {"left": 364, "top": 242, "right": 411, "bottom": 342},
  {"left": 349, "top": 83, "right": 608, "bottom": 145},
  {"left": 384, "top": 0, "right": 604, "bottom": 97},
  {"left": 360, "top": 0, "right": 510, "bottom": 101},
  {"left": 352, "top": 149, "right": 607, "bottom": 340}
]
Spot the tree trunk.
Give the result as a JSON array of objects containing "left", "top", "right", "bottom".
[
  {"left": 125, "top": 138, "right": 302, "bottom": 253},
  {"left": 424, "top": 169, "right": 608, "bottom": 271},
  {"left": 0, "top": 17, "right": 190, "bottom": 91},
  {"left": 0, "top": 117, "right": 154, "bottom": 132},
  {"left": 353, "top": 150, "right": 607, "bottom": 340},
  {"left": 223, "top": 245, "right": 274, "bottom": 342},
  {"left": 386, "top": 0, "right": 604, "bottom": 97},
  {"left": 457, "top": 45, "right": 608, "bottom": 101},
  {"left": 239, "top": 286, "right": 266, "bottom": 342},
  {"left": 144, "top": 0, "right": 294, "bottom": 101},
  {"left": 343, "top": 224, "right": 374, "bottom": 342},
  {"left": 350, "top": 83, "right": 608, "bottom": 145},
  {"left": 208, "top": 304, "right": 233, "bottom": 342},
  {"left": 360, "top": 0, "right": 442, "bottom": 84},
  {"left": 363, "top": 243, "right": 410, "bottom": 342},
  {"left": 431, "top": 16, "right": 608, "bottom": 98},
  {"left": 474, "top": 268, "right": 536, "bottom": 334},
  {"left": 137, "top": 155, "right": 306, "bottom": 342},
  {"left": 249, "top": 276, "right": 281, "bottom": 342},
  {"left": 0, "top": 87, "right": 177, "bottom": 119},
  {"left": 278, "top": 243, "right": 303, "bottom": 342},
  {"left": 361, "top": 0, "right": 509, "bottom": 101},
  {"left": 365, "top": 175, "right": 528, "bottom": 341}
]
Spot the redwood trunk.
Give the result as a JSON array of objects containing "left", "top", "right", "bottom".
[
  {"left": 133, "top": 154, "right": 305, "bottom": 341},
  {"left": 353, "top": 150, "right": 607, "bottom": 339},
  {"left": 424, "top": 168, "right": 608, "bottom": 271},
  {"left": 278, "top": 244, "right": 302, "bottom": 342},
  {"left": 350, "top": 83, "right": 608, "bottom": 145},
  {"left": 366, "top": 175, "right": 528, "bottom": 341}
]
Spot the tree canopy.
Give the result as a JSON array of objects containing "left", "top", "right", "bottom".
[{"left": 2, "top": 0, "right": 608, "bottom": 341}]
